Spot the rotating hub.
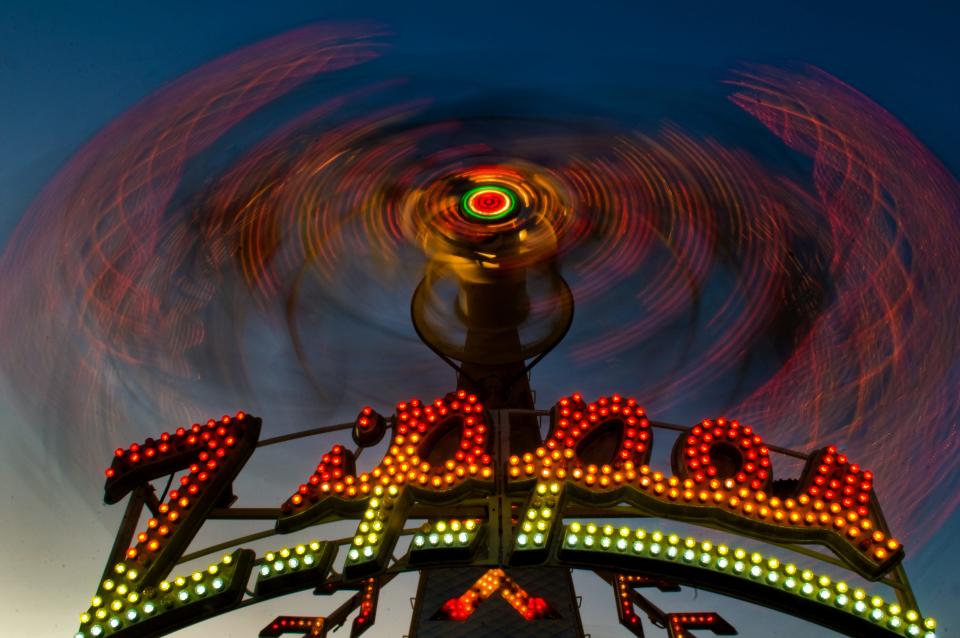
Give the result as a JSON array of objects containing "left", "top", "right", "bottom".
[{"left": 460, "top": 185, "right": 518, "bottom": 223}]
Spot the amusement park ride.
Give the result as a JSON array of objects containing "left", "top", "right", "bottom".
[{"left": 73, "top": 171, "right": 939, "bottom": 638}]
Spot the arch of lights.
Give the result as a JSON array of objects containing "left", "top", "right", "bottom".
[{"left": 74, "top": 391, "right": 937, "bottom": 638}]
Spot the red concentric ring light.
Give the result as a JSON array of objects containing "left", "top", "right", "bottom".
[{"left": 460, "top": 185, "right": 518, "bottom": 222}]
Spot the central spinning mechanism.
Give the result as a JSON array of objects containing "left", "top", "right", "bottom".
[{"left": 410, "top": 166, "right": 574, "bottom": 410}]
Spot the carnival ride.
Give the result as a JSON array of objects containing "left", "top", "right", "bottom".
[
  {"left": 71, "top": 167, "right": 939, "bottom": 636},
  {"left": 0, "top": 24, "right": 953, "bottom": 638}
]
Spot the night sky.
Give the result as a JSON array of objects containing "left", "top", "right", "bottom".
[{"left": 2, "top": 2, "right": 959, "bottom": 637}]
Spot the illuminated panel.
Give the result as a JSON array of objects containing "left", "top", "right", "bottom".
[
  {"left": 508, "top": 394, "right": 901, "bottom": 578},
  {"left": 612, "top": 574, "right": 680, "bottom": 636},
  {"left": 612, "top": 574, "right": 644, "bottom": 637},
  {"left": 259, "top": 616, "right": 327, "bottom": 637},
  {"left": 672, "top": 421, "right": 897, "bottom": 562},
  {"left": 432, "top": 568, "right": 557, "bottom": 621},
  {"left": 409, "top": 519, "right": 485, "bottom": 565},
  {"left": 672, "top": 418, "right": 771, "bottom": 492},
  {"left": 619, "top": 574, "right": 681, "bottom": 592},
  {"left": 254, "top": 541, "right": 336, "bottom": 599},
  {"left": 343, "top": 484, "right": 411, "bottom": 578},
  {"left": 543, "top": 393, "right": 654, "bottom": 474},
  {"left": 78, "top": 412, "right": 260, "bottom": 636},
  {"left": 75, "top": 550, "right": 254, "bottom": 638},
  {"left": 351, "top": 578, "right": 379, "bottom": 637},
  {"left": 280, "top": 391, "right": 491, "bottom": 523},
  {"left": 512, "top": 393, "right": 651, "bottom": 565},
  {"left": 800, "top": 446, "right": 899, "bottom": 564},
  {"left": 666, "top": 613, "right": 736, "bottom": 638},
  {"left": 512, "top": 480, "right": 564, "bottom": 565},
  {"left": 559, "top": 522, "right": 938, "bottom": 638},
  {"left": 280, "top": 390, "right": 494, "bottom": 579}
]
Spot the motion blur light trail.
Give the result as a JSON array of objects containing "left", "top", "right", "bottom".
[
  {"left": 0, "top": 24, "right": 957, "bottom": 552},
  {"left": 0, "top": 23, "right": 390, "bottom": 450},
  {"left": 728, "top": 67, "right": 960, "bottom": 544}
]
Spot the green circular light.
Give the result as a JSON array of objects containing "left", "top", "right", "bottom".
[{"left": 460, "top": 185, "right": 517, "bottom": 222}]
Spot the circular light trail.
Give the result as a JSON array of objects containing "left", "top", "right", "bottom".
[{"left": 460, "top": 185, "right": 517, "bottom": 222}]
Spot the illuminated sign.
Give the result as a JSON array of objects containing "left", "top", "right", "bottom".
[{"left": 74, "top": 391, "right": 936, "bottom": 638}]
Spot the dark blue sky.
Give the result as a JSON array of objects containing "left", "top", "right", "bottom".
[{"left": 1, "top": 2, "right": 957, "bottom": 636}]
